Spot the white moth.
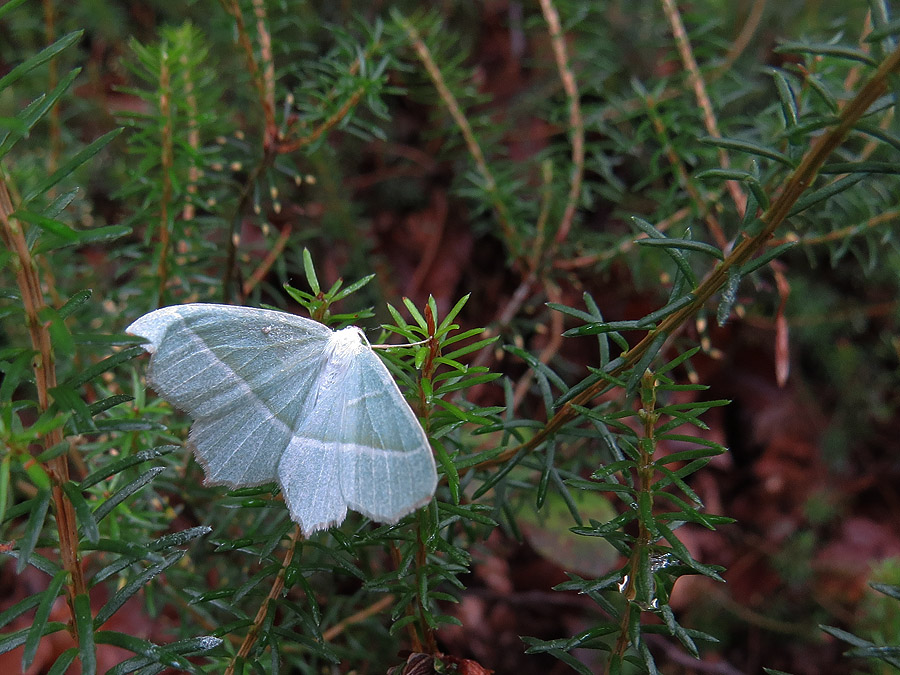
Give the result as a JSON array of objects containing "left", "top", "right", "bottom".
[{"left": 127, "top": 303, "right": 438, "bottom": 536}]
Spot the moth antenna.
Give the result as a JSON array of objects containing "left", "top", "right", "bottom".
[{"left": 371, "top": 338, "right": 429, "bottom": 350}]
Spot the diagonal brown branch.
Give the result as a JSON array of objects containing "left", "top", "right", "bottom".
[
  {"left": 225, "top": 525, "right": 303, "bottom": 674},
  {"left": 481, "top": 41, "right": 900, "bottom": 468}
]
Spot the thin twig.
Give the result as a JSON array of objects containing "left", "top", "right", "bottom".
[
  {"left": 276, "top": 86, "right": 367, "bottom": 153},
  {"left": 470, "top": 275, "right": 535, "bottom": 371},
  {"left": 539, "top": 0, "right": 585, "bottom": 248},
  {"left": 322, "top": 595, "right": 396, "bottom": 641},
  {"left": 399, "top": 16, "right": 520, "bottom": 256},
  {"left": 660, "top": 0, "right": 747, "bottom": 223},
  {"left": 217, "top": 0, "right": 269, "bottom": 123},
  {"left": 716, "top": 0, "right": 767, "bottom": 76},
  {"left": 251, "top": 0, "right": 277, "bottom": 140},
  {"left": 553, "top": 206, "right": 689, "bottom": 270},
  {"left": 225, "top": 525, "right": 303, "bottom": 674},
  {"left": 771, "top": 207, "right": 900, "bottom": 247},
  {"left": 512, "top": 282, "right": 565, "bottom": 410},
  {"left": 645, "top": 92, "right": 728, "bottom": 248},
  {"left": 242, "top": 224, "right": 293, "bottom": 297}
]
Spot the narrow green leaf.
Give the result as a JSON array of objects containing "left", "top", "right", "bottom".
[
  {"left": 62, "top": 481, "right": 99, "bottom": 544},
  {"left": 637, "top": 294, "right": 696, "bottom": 327},
  {"left": 440, "top": 326, "right": 487, "bottom": 347},
  {"left": 699, "top": 136, "right": 795, "bottom": 167},
  {"left": 844, "top": 645, "right": 900, "bottom": 660},
  {"left": 0, "top": 0, "right": 29, "bottom": 20},
  {"left": 563, "top": 320, "right": 644, "bottom": 337},
  {"left": 43, "top": 189, "right": 80, "bottom": 219},
  {"left": 73, "top": 594, "right": 97, "bottom": 675},
  {"left": 503, "top": 345, "right": 568, "bottom": 391},
  {"left": 438, "top": 293, "right": 471, "bottom": 331},
  {"left": 35, "top": 224, "right": 132, "bottom": 253},
  {"left": 656, "top": 346, "right": 701, "bottom": 376},
  {"left": 869, "top": 582, "right": 900, "bottom": 601},
  {"left": 402, "top": 298, "right": 426, "bottom": 328},
  {"left": 13, "top": 210, "right": 80, "bottom": 242},
  {"left": 50, "top": 384, "right": 94, "bottom": 431},
  {"left": 766, "top": 68, "right": 798, "bottom": 127},
  {"left": 302, "top": 249, "right": 320, "bottom": 294},
  {"left": 866, "top": 15, "right": 900, "bottom": 41},
  {"left": 17, "top": 489, "right": 51, "bottom": 573},
  {"left": 632, "top": 217, "right": 696, "bottom": 286},
  {"left": 437, "top": 502, "right": 497, "bottom": 526},
  {"left": 433, "top": 440, "right": 459, "bottom": 505},
  {"left": 635, "top": 238, "right": 724, "bottom": 260},
  {"left": 91, "top": 419, "right": 166, "bottom": 433},
  {"left": 0, "top": 595, "right": 41, "bottom": 632},
  {"left": 9, "top": 550, "right": 60, "bottom": 577},
  {"left": 324, "top": 277, "right": 344, "bottom": 299},
  {"left": 571, "top": 510, "right": 636, "bottom": 536},
  {"left": 0, "top": 622, "right": 65, "bottom": 656},
  {"left": 45, "top": 647, "right": 78, "bottom": 675},
  {"left": 820, "top": 624, "right": 871, "bottom": 647},
  {"left": 385, "top": 303, "right": 410, "bottom": 332},
  {"left": 471, "top": 447, "right": 528, "bottom": 500},
  {"left": 626, "top": 333, "right": 667, "bottom": 397},
  {"left": 442, "top": 336, "right": 498, "bottom": 361},
  {"left": 93, "top": 467, "right": 166, "bottom": 523},
  {"left": 776, "top": 41, "right": 878, "bottom": 66},
  {"left": 24, "top": 128, "right": 123, "bottom": 204},
  {"left": 789, "top": 174, "right": 865, "bottom": 216},
  {"left": 820, "top": 161, "right": 900, "bottom": 174},
  {"left": 545, "top": 649, "right": 593, "bottom": 675},
  {"left": 653, "top": 465, "right": 702, "bottom": 505},
  {"left": 653, "top": 446, "right": 726, "bottom": 464},
  {"left": 62, "top": 346, "right": 144, "bottom": 389},
  {"left": 149, "top": 526, "right": 212, "bottom": 552},
  {"left": 637, "top": 492, "right": 655, "bottom": 532},
  {"left": 716, "top": 267, "right": 741, "bottom": 327},
  {"left": 86, "top": 394, "right": 133, "bottom": 416},
  {"left": 657, "top": 521, "right": 724, "bottom": 581},
  {"left": 589, "top": 459, "right": 635, "bottom": 481},
  {"left": 0, "top": 30, "right": 83, "bottom": 92},
  {"left": 23, "top": 570, "right": 68, "bottom": 670},
  {"left": 58, "top": 290, "right": 93, "bottom": 319},
  {"left": 740, "top": 241, "right": 799, "bottom": 275},
  {"left": 332, "top": 273, "right": 374, "bottom": 301},
  {"left": 536, "top": 442, "right": 555, "bottom": 509},
  {"left": 0, "top": 349, "right": 34, "bottom": 401},
  {"left": 95, "top": 551, "right": 185, "bottom": 627},
  {"left": 694, "top": 167, "right": 760, "bottom": 183},
  {"left": 855, "top": 123, "right": 900, "bottom": 154}
]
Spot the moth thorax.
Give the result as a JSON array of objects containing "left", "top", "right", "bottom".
[{"left": 324, "top": 326, "right": 370, "bottom": 364}]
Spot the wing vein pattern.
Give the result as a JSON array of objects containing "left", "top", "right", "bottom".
[{"left": 128, "top": 303, "right": 438, "bottom": 535}]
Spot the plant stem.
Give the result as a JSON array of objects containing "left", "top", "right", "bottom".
[
  {"left": 0, "top": 177, "right": 87, "bottom": 608},
  {"left": 225, "top": 525, "right": 303, "bottom": 674}
]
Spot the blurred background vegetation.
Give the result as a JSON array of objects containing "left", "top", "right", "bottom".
[{"left": 2, "top": 0, "right": 900, "bottom": 673}]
